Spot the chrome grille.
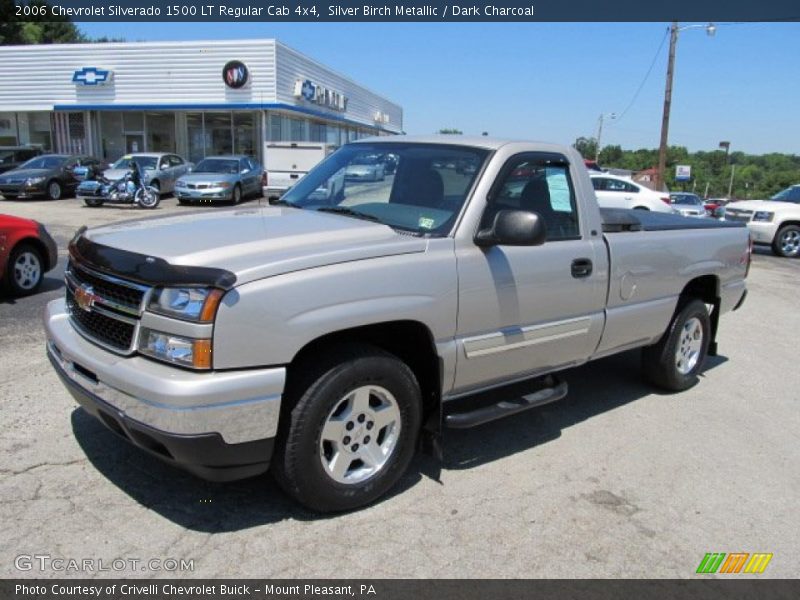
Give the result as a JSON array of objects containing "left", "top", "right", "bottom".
[
  {"left": 725, "top": 209, "right": 752, "bottom": 223},
  {"left": 65, "top": 261, "right": 151, "bottom": 354}
]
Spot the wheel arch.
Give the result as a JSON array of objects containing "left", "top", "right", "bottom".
[
  {"left": 11, "top": 236, "right": 52, "bottom": 270},
  {"left": 678, "top": 274, "right": 721, "bottom": 355},
  {"left": 284, "top": 320, "right": 442, "bottom": 422}
]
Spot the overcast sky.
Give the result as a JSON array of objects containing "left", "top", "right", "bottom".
[{"left": 77, "top": 21, "right": 800, "bottom": 155}]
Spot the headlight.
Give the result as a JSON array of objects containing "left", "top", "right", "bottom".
[
  {"left": 213, "top": 181, "right": 232, "bottom": 189},
  {"left": 752, "top": 211, "right": 774, "bottom": 222},
  {"left": 25, "top": 176, "right": 46, "bottom": 185},
  {"left": 139, "top": 328, "right": 212, "bottom": 369},
  {"left": 175, "top": 180, "right": 186, "bottom": 188},
  {"left": 148, "top": 287, "right": 224, "bottom": 322}
]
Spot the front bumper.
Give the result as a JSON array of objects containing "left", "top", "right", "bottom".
[
  {"left": 745, "top": 221, "right": 779, "bottom": 245},
  {"left": 0, "top": 183, "right": 45, "bottom": 198},
  {"left": 175, "top": 187, "right": 233, "bottom": 202},
  {"left": 45, "top": 298, "right": 286, "bottom": 481}
]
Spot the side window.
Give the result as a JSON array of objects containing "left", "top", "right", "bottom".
[
  {"left": 624, "top": 181, "right": 639, "bottom": 193},
  {"left": 790, "top": 187, "right": 800, "bottom": 202},
  {"left": 591, "top": 177, "right": 606, "bottom": 191},
  {"left": 169, "top": 155, "right": 183, "bottom": 167},
  {"left": 483, "top": 156, "right": 580, "bottom": 241}
]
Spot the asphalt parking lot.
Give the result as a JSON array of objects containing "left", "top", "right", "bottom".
[{"left": 1, "top": 195, "right": 798, "bottom": 578}]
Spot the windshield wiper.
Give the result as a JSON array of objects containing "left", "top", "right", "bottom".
[{"left": 316, "top": 206, "right": 380, "bottom": 222}]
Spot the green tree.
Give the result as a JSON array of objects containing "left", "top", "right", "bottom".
[
  {"left": 1, "top": 0, "right": 86, "bottom": 45},
  {"left": 573, "top": 136, "right": 597, "bottom": 160}
]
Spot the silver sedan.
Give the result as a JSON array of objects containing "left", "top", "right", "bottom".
[{"left": 174, "top": 156, "right": 263, "bottom": 204}]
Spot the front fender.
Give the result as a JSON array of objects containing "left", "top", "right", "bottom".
[{"left": 212, "top": 240, "right": 458, "bottom": 370}]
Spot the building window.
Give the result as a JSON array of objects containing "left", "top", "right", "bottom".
[
  {"left": 146, "top": 112, "right": 176, "bottom": 154},
  {"left": 233, "top": 112, "right": 257, "bottom": 156}
]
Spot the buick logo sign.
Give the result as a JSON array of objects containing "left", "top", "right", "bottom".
[{"left": 223, "top": 60, "right": 249, "bottom": 89}]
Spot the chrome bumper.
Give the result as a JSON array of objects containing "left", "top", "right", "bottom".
[{"left": 44, "top": 298, "right": 286, "bottom": 445}]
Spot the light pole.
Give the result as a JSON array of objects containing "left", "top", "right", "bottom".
[
  {"left": 655, "top": 22, "right": 716, "bottom": 192},
  {"left": 595, "top": 112, "right": 616, "bottom": 162}
]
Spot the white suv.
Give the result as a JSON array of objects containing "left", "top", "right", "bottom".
[
  {"left": 589, "top": 173, "right": 674, "bottom": 213},
  {"left": 724, "top": 185, "right": 800, "bottom": 258}
]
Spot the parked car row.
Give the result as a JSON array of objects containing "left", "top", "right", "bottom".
[{"left": 0, "top": 152, "right": 269, "bottom": 208}]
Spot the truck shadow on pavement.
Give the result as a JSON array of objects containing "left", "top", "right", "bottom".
[{"left": 71, "top": 349, "right": 728, "bottom": 532}]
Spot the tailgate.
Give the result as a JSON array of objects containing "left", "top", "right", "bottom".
[{"left": 267, "top": 170, "right": 307, "bottom": 191}]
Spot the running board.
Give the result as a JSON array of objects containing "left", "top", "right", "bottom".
[{"left": 444, "top": 376, "right": 568, "bottom": 429}]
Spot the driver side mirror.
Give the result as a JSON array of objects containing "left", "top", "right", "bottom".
[
  {"left": 241, "top": 168, "right": 250, "bottom": 175},
  {"left": 474, "top": 209, "right": 546, "bottom": 247}
]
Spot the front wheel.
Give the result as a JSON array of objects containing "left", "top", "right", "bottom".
[
  {"left": 135, "top": 186, "right": 160, "bottom": 209},
  {"left": 772, "top": 224, "right": 800, "bottom": 258},
  {"left": 46, "top": 180, "right": 62, "bottom": 200},
  {"left": 5, "top": 243, "right": 43, "bottom": 296},
  {"left": 272, "top": 344, "right": 422, "bottom": 512},
  {"left": 232, "top": 184, "right": 242, "bottom": 204},
  {"left": 642, "top": 299, "right": 711, "bottom": 391}
]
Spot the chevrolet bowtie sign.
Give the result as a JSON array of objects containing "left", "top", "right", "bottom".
[
  {"left": 293, "top": 79, "right": 347, "bottom": 112},
  {"left": 72, "top": 67, "right": 113, "bottom": 86}
]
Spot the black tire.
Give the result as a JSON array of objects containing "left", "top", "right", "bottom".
[
  {"left": 272, "top": 344, "right": 422, "bottom": 513},
  {"left": 642, "top": 299, "right": 711, "bottom": 391},
  {"left": 5, "top": 243, "right": 44, "bottom": 296},
  {"left": 83, "top": 197, "right": 103, "bottom": 208},
  {"left": 232, "top": 184, "right": 242, "bottom": 204},
  {"left": 633, "top": 206, "right": 650, "bottom": 211},
  {"left": 771, "top": 224, "right": 800, "bottom": 258},
  {"left": 46, "top": 180, "right": 62, "bottom": 200}
]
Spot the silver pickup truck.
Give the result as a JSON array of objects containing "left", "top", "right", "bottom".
[{"left": 44, "top": 136, "right": 750, "bottom": 512}]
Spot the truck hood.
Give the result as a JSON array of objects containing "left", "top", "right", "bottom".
[
  {"left": 81, "top": 206, "right": 427, "bottom": 286},
  {"left": 726, "top": 199, "right": 796, "bottom": 212}
]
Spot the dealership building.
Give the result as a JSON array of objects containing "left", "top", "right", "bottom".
[{"left": 0, "top": 39, "right": 403, "bottom": 163}]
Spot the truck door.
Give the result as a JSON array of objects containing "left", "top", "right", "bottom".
[{"left": 453, "top": 153, "right": 608, "bottom": 394}]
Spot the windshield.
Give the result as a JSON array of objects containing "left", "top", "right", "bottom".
[
  {"left": 194, "top": 158, "right": 240, "bottom": 174},
  {"left": 20, "top": 155, "right": 68, "bottom": 170},
  {"left": 771, "top": 186, "right": 800, "bottom": 203},
  {"left": 112, "top": 156, "right": 158, "bottom": 170},
  {"left": 671, "top": 194, "right": 703, "bottom": 206},
  {"left": 280, "top": 143, "right": 489, "bottom": 236}
]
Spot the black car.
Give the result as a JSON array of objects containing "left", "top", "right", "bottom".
[
  {"left": 0, "top": 154, "right": 105, "bottom": 200},
  {"left": 0, "top": 146, "right": 42, "bottom": 174}
]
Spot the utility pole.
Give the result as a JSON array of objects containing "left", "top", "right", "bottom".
[
  {"left": 655, "top": 22, "right": 716, "bottom": 192},
  {"left": 595, "top": 112, "right": 615, "bottom": 162},
  {"left": 728, "top": 164, "right": 736, "bottom": 198},
  {"left": 656, "top": 22, "right": 678, "bottom": 193}
]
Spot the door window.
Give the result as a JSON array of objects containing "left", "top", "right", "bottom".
[{"left": 483, "top": 156, "right": 580, "bottom": 241}]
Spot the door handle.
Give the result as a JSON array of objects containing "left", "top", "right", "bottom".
[{"left": 571, "top": 258, "right": 593, "bottom": 278}]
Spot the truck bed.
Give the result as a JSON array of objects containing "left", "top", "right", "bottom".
[{"left": 600, "top": 208, "right": 745, "bottom": 233}]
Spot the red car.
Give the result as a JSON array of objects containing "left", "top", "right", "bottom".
[{"left": 0, "top": 214, "right": 58, "bottom": 296}]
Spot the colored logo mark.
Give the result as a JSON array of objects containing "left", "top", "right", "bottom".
[
  {"left": 72, "top": 67, "right": 112, "bottom": 86},
  {"left": 696, "top": 552, "right": 773, "bottom": 574}
]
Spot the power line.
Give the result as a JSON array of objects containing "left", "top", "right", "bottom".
[{"left": 613, "top": 27, "right": 670, "bottom": 124}]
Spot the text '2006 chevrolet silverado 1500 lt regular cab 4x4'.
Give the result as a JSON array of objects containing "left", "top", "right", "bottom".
[{"left": 44, "top": 136, "right": 751, "bottom": 512}]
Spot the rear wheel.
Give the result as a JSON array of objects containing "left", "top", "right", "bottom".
[
  {"left": 642, "top": 299, "right": 711, "bottom": 391},
  {"left": 5, "top": 243, "right": 43, "bottom": 296},
  {"left": 272, "top": 344, "right": 422, "bottom": 512},
  {"left": 83, "top": 197, "right": 103, "bottom": 207},
  {"left": 772, "top": 225, "right": 800, "bottom": 258}
]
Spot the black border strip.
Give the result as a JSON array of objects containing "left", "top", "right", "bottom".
[{"left": 69, "top": 228, "right": 237, "bottom": 290}]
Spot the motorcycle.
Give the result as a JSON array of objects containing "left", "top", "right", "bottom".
[{"left": 77, "top": 161, "right": 161, "bottom": 209}]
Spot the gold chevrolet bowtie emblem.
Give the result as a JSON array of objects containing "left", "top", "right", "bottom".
[{"left": 74, "top": 284, "right": 96, "bottom": 312}]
